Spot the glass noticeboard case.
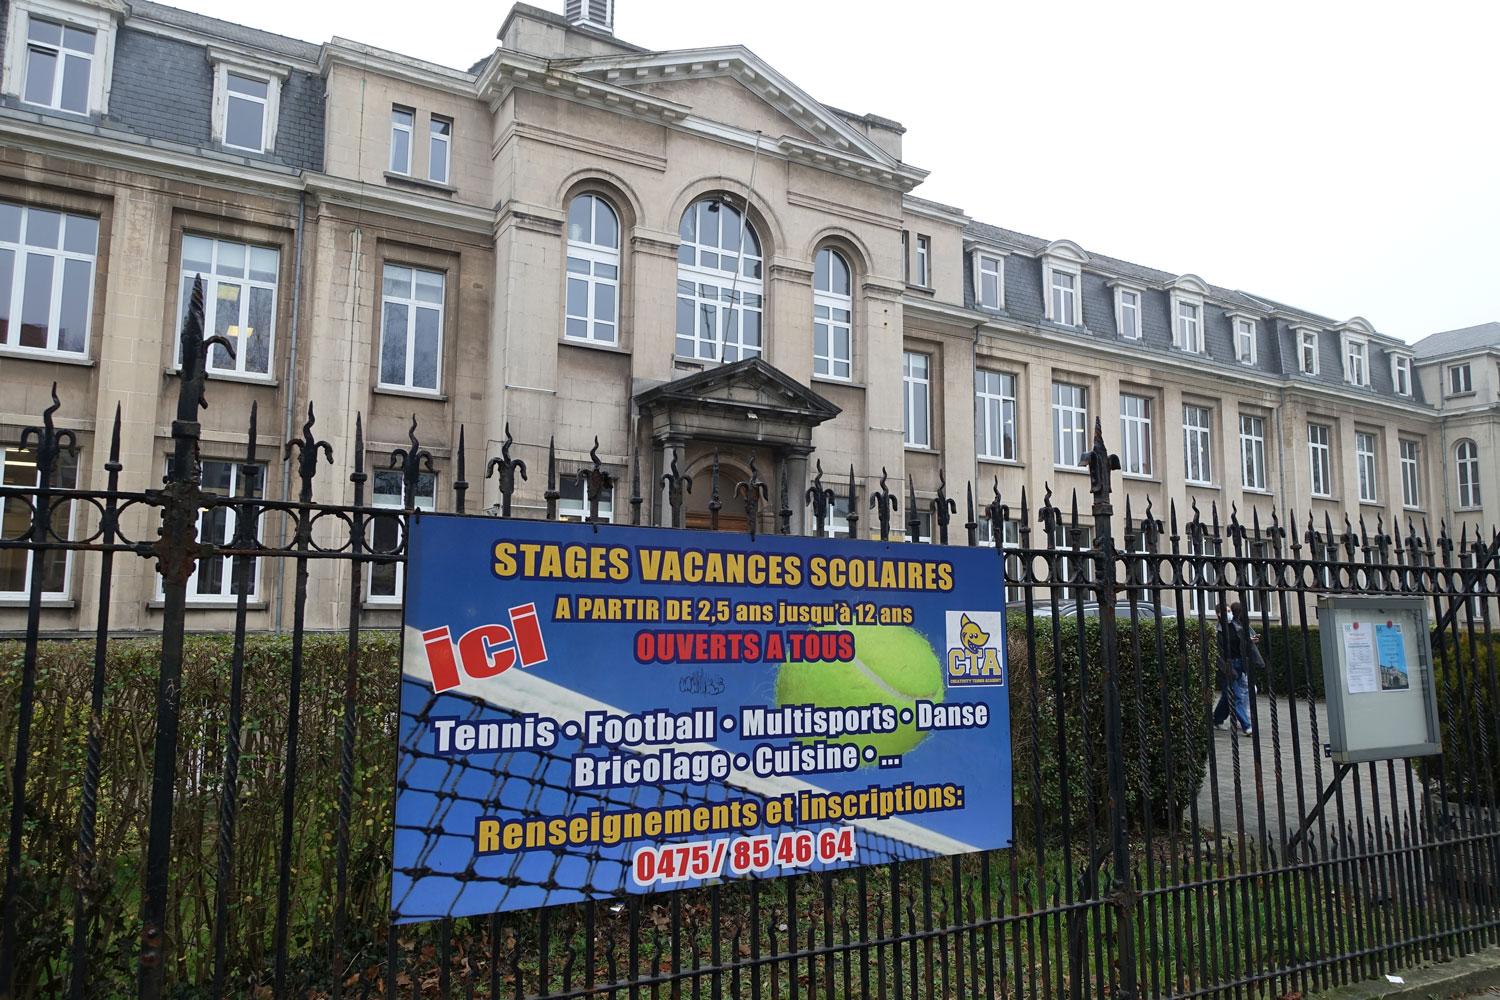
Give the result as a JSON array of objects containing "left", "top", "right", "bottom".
[{"left": 1317, "top": 596, "right": 1440, "bottom": 764}]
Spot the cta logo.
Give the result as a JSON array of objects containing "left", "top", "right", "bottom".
[
  {"left": 422, "top": 603, "right": 548, "bottom": 693},
  {"left": 944, "top": 611, "right": 1005, "bottom": 687}
]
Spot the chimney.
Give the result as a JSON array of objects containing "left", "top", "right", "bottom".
[{"left": 565, "top": 0, "right": 614, "bottom": 33}]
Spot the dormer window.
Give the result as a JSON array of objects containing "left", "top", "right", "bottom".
[
  {"left": 3, "top": 0, "right": 118, "bottom": 116},
  {"left": 1391, "top": 354, "right": 1412, "bottom": 396},
  {"left": 1108, "top": 280, "right": 1142, "bottom": 340},
  {"left": 209, "top": 49, "right": 286, "bottom": 154},
  {"left": 1343, "top": 335, "right": 1368, "bottom": 386},
  {"left": 1166, "top": 275, "right": 1207, "bottom": 353},
  {"left": 1051, "top": 271, "right": 1077, "bottom": 326},
  {"left": 1175, "top": 302, "right": 1201, "bottom": 352},
  {"left": 1297, "top": 328, "right": 1319, "bottom": 375},
  {"left": 1231, "top": 315, "right": 1257, "bottom": 365},
  {"left": 972, "top": 251, "right": 1004, "bottom": 309}
]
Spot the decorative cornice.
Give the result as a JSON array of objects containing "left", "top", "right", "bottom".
[
  {"left": 319, "top": 38, "right": 478, "bottom": 94},
  {"left": 303, "top": 173, "right": 495, "bottom": 234}
]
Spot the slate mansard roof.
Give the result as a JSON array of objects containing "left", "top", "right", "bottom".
[
  {"left": 1411, "top": 323, "right": 1500, "bottom": 360},
  {"left": 960, "top": 219, "right": 1429, "bottom": 407},
  {"left": 0, "top": 0, "right": 325, "bottom": 172}
]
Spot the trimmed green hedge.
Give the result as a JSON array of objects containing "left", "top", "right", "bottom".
[
  {"left": 0, "top": 633, "right": 401, "bottom": 999},
  {"left": 1257, "top": 624, "right": 1326, "bottom": 699},
  {"left": 1423, "top": 630, "right": 1500, "bottom": 800},
  {"left": 1006, "top": 612, "right": 1212, "bottom": 845}
]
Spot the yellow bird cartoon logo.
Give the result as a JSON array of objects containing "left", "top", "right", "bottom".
[{"left": 959, "top": 613, "right": 991, "bottom": 653}]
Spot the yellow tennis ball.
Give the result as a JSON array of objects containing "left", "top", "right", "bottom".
[{"left": 774, "top": 625, "right": 944, "bottom": 759}]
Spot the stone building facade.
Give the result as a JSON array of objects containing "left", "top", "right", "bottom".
[{"left": 0, "top": 0, "right": 1490, "bottom": 632}]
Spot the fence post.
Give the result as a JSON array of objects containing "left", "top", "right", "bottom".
[
  {"left": 1083, "top": 417, "right": 1137, "bottom": 1000},
  {"left": 139, "top": 277, "right": 231, "bottom": 999}
]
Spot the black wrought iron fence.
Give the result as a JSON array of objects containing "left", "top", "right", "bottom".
[{"left": 2, "top": 282, "right": 1500, "bottom": 999}]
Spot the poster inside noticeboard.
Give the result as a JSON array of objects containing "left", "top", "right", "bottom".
[{"left": 1317, "top": 596, "right": 1440, "bottom": 764}]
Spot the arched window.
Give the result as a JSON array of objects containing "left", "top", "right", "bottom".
[
  {"left": 565, "top": 193, "right": 619, "bottom": 344},
  {"left": 813, "top": 248, "right": 852, "bottom": 380},
  {"left": 676, "top": 198, "right": 762, "bottom": 362},
  {"left": 1456, "top": 440, "right": 1482, "bottom": 508}
]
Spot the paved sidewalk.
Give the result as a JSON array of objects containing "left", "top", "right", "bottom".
[{"left": 1195, "top": 694, "right": 1422, "bottom": 848}]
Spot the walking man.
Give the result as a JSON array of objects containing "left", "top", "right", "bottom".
[{"left": 1212, "top": 601, "right": 1261, "bottom": 734}]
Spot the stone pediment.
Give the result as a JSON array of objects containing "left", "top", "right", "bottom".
[
  {"left": 637, "top": 358, "right": 840, "bottom": 421},
  {"left": 551, "top": 47, "right": 901, "bottom": 169},
  {"left": 635, "top": 358, "right": 840, "bottom": 451}
]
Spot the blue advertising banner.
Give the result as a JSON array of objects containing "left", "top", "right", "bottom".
[{"left": 392, "top": 515, "right": 1011, "bottom": 922}]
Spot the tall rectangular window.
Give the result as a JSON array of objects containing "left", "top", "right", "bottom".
[
  {"left": 179, "top": 235, "right": 279, "bottom": 377},
  {"left": 903, "top": 352, "right": 931, "bottom": 448},
  {"left": 975, "top": 370, "right": 1016, "bottom": 461},
  {"left": 389, "top": 107, "right": 413, "bottom": 174},
  {"left": 1308, "top": 424, "right": 1332, "bottom": 497},
  {"left": 368, "top": 468, "right": 435, "bottom": 601},
  {"left": 1051, "top": 271, "right": 1077, "bottom": 326},
  {"left": 1235, "top": 318, "right": 1256, "bottom": 364},
  {"left": 1299, "top": 330, "right": 1319, "bottom": 374},
  {"left": 1457, "top": 441, "right": 1481, "bottom": 508},
  {"left": 1117, "top": 288, "right": 1140, "bottom": 339},
  {"left": 379, "top": 264, "right": 444, "bottom": 391},
  {"left": 0, "top": 201, "right": 98, "bottom": 357},
  {"left": 1052, "top": 382, "right": 1086, "bottom": 467},
  {"left": 1118, "top": 394, "right": 1153, "bottom": 477},
  {"left": 1400, "top": 440, "right": 1421, "bottom": 509},
  {"left": 1355, "top": 431, "right": 1378, "bottom": 503},
  {"left": 976, "top": 254, "right": 1002, "bottom": 308},
  {"left": 22, "top": 17, "right": 93, "bottom": 114},
  {"left": 1449, "top": 363, "right": 1473, "bottom": 395},
  {"left": 560, "top": 478, "right": 614, "bottom": 523},
  {"left": 1240, "top": 414, "right": 1267, "bottom": 492},
  {"left": 1392, "top": 355, "right": 1412, "bottom": 396},
  {"left": 1183, "top": 404, "right": 1213, "bottom": 485},
  {"left": 1175, "top": 302, "right": 1201, "bottom": 351},
  {"left": 223, "top": 72, "right": 270, "bottom": 152},
  {"left": 172, "top": 458, "right": 264, "bottom": 601},
  {"left": 915, "top": 236, "right": 930, "bottom": 286},
  {"left": 901, "top": 231, "right": 909, "bottom": 283},
  {"left": 429, "top": 116, "right": 452, "bottom": 184},
  {"left": 0, "top": 444, "right": 77, "bottom": 597},
  {"left": 1345, "top": 338, "right": 1367, "bottom": 386}
]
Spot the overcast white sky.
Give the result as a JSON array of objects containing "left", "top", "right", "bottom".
[{"left": 177, "top": 0, "right": 1499, "bottom": 342}]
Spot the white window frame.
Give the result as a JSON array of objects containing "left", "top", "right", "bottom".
[
  {"left": 1400, "top": 440, "right": 1421, "bottom": 510},
  {"left": 1355, "top": 431, "right": 1378, "bottom": 504},
  {"left": 389, "top": 106, "right": 413, "bottom": 175},
  {"left": 1112, "top": 284, "right": 1142, "bottom": 340},
  {"left": 367, "top": 467, "right": 436, "bottom": 604},
  {"left": 1308, "top": 423, "right": 1333, "bottom": 498},
  {"left": 972, "top": 250, "right": 1004, "bottom": 309},
  {"left": 177, "top": 234, "right": 280, "bottom": 378},
  {"left": 1298, "top": 328, "right": 1320, "bottom": 375},
  {"left": 903, "top": 351, "right": 931, "bottom": 449},
  {"left": 1391, "top": 354, "right": 1412, "bottom": 396},
  {"left": 820, "top": 496, "right": 852, "bottom": 539},
  {"left": 0, "top": 200, "right": 98, "bottom": 358},
  {"left": 428, "top": 115, "right": 452, "bottom": 185},
  {"left": 1232, "top": 315, "right": 1257, "bottom": 365},
  {"left": 1449, "top": 363, "right": 1473, "bottom": 396},
  {"left": 976, "top": 369, "right": 1017, "bottom": 462},
  {"left": 1048, "top": 269, "right": 1078, "bottom": 327},
  {"left": 0, "top": 443, "right": 77, "bottom": 599},
  {"left": 813, "top": 247, "right": 853, "bottom": 380},
  {"left": 2, "top": 0, "right": 116, "bottom": 116},
  {"left": 1174, "top": 300, "right": 1202, "bottom": 352},
  {"left": 1342, "top": 334, "right": 1368, "bottom": 387},
  {"left": 1456, "top": 440, "right": 1481, "bottom": 509},
  {"left": 1183, "top": 404, "right": 1213, "bottom": 486},
  {"left": 1118, "top": 393, "right": 1153, "bottom": 478},
  {"left": 208, "top": 49, "right": 285, "bottom": 154},
  {"left": 378, "top": 263, "right": 445, "bottom": 392},
  {"left": 1239, "top": 414, "right": 1267, "bottom": 492},
  {"left": 565, "top": 193, "right": 620, "bottom": 346},
  {"left": 559, "top": 476, "right": 615, "bottom": 523},
  {"left": 914, "top": 235, "right": 930, "bottom": 287},
  {"left": 1052, "top": 381, "right": 1087, "bottom": 468},
  {"left": 168, "top": 458, "right": 264, "bottom": 603},
  {"left": 675, "top": 199, "right": 763, "bottom": 363}
]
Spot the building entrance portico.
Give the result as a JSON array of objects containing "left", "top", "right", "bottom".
[{"left": 634, "top": 358, "right": 841, "bottom": 533}]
